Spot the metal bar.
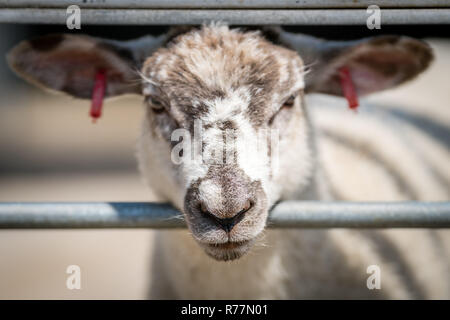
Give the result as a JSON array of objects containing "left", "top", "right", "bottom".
[
  {"left": 1, "top": 8, "right": 449, "bottom": 25},
  {"left": 0, "top": 202, "right": 449, "bottom": 229},
  {"left": 1, "top": 0, "right": 449, "bottom": 9}
]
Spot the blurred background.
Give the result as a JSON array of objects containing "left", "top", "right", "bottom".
[{"left": 0, "top": 24, "right": 448, "bottom": 299}]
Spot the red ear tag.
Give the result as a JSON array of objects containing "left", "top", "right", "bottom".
[
  {"left": 90, "top": 70, "right": 106, "bottom": 123},
  {"left": 338, "top": 66, "right": 359, "bottom": 110}
]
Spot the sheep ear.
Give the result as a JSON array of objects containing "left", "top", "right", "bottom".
[
  {"left": 7, "top": 34, "right": 165, "bottom": 99},
  {"left": 279, "top": 32, "right": 433, "bottom": 96}
]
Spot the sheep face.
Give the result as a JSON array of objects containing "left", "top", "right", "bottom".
[{"left": 138, "top": 26, "right": 313, "bottom": 261}]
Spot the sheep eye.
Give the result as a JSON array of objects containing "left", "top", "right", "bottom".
[
  {"left": 282, "top": 95, "right": 296, "bottom": 109},
  {"left": 147, "top": 96, "right": 166, "bottom": 114},
  {"left": 268, "top": 95, "right": 296, "bottom": 126}
]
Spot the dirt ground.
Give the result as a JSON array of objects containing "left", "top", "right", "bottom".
[{"left": 0, "top": 39, "right": 448, "bottom": 299}]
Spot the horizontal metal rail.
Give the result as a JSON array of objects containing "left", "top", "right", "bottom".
[
  {"left": 0, "top": 202, "right": 449, "bottom": 229},
  {"left": 0, "top": 8, "right": 449, "bottom": 25},
  {"left": 2, "top": 1, "right": 449, "bottom": 9}
]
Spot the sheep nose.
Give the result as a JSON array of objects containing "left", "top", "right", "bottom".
[{"left": 200, "top": 200, "right": 253, "bottom": 233}]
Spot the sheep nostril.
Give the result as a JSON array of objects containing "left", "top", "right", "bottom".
[
  {"left": 200, "top": 202, "right": 209, "bottom": 215},
  {"left": 241, "top": 200, "right": 253, "bottom": 214},
  {"left": 198, "top": 200, "right": 253, "bottom": 233}
]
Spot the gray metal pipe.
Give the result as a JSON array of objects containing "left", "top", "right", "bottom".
[
  {"left": 1, "top": 0, "right": 448, "bottom": 9},
  {"left": 0, "top": 202, "right": 449, "bottom": 229},
  {"left": 0, "top": 9, "right": 449, "bottom": 25}
]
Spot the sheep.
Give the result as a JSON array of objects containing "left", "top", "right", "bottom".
[{"left": 7, "top": 24, "right": 450, "bottom": 299}]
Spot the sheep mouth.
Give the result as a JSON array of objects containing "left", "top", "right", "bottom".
[
  {"left": 208, "top": 240, "right": 251, "bottom": 249},
  {"left": 202, "top": 239, "right": 254, "bottom": 261}
]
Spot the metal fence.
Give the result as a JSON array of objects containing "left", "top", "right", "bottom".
[
  {"left": 0, "top": 0, "right": 449, "bottom": 24},
  {"left": 3, "top": 1, "right": 449, "bottom": 8},
  {"left": 0, "top": 202, "right": 449, "bottom": 229}
]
